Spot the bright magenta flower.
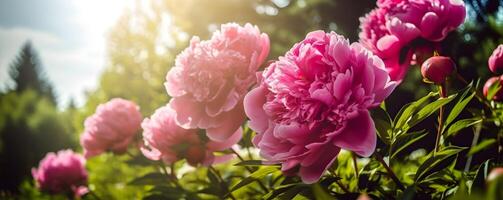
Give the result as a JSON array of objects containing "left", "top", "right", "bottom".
[
  {"left": 141, "top": 105, "right": 242, "bottom": 166},
  {"left": 165, "top": 23, "right": 270, "bottom": 142},
  {"left": 32, "top": 150, "right": 88, "bottom": 196},
  {"left": 244, "top": 31, "right": 397, "bottom": 183},
  {"left": 489, "top": 44, "right": 503, "bottom": 74},
  {"left": 359, "top": 0, "right": 466, "bottom": 82},
  {"left": 80, "top": 98, "right": 142, "bottom": 158}
]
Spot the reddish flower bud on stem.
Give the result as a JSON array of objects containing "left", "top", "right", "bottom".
[
  {"left": 421, "top": 56, "right": 456, "bottom": 85},
  {"left": 483, "top": 76, "right": 503, "bottom": 101}
]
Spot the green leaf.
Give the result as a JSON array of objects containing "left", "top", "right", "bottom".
[
  {"left": 404, "top": 94, "right": 456, "bottom": 131},
  {"left": 446, "top": 118, "right": 482, "bottom": 138},
  {"left": 370, "top": 107, "right": 393, "bottom": 144},
  {"left": 143, "top": 194, "right": 169, "bottom": 200},
  {"left": 230, "top": 166, "right": 279, "bottom": 193},
  {"left": 394, "top": 92, "right": 436, "bottom": 131},
  {"left": 263, "top": 184, "right": 297, "bottom": 200},
  {"left": 128, "top": 172, "right": 168, "bottom": 186},
  {"left": 415, "top": 146, "right": 466, "bottom": 182},
  {"left": 472, "top": 159, "right": 492, "bottom": 192},
  {"left": 444, "top": 83, "right": 475, "bottom": 130},
  {"left": 468, "top": 139, "right": 497, "bottom": 156},
  {"left": 390, "top": 130, "right": 428, "bottom": 158},
  {"left": 235, "top": 160, "right": 264, "bottom": 166},
  {"left": 312, "top": 183, "right": 334, "bottom": 200},
  {"left": 401, "top": 186, "right": 416, "bottom": 200},
  {"left": 277, "top": 185, "right": 306, "bottom": 200},
  {"left": 486, "top": 79, "right": 501, "bottom": 100}
]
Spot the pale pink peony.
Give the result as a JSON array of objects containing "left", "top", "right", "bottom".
[
  {"left": 32, "top": 150, "right": 88, "bottom": 196},
  {"left": 359, "top": 0, "right": 466, "bottom": 81},
  {"left": 80, "top": 98, "right": 142, "bottom": 158},
  {"left": 141, "top": 105, "right": 242, "bottom": 166},
  {"left": 165, "top": 23, "right": 270, "bottom": 142},
  {"left": 489, "top": 44, "right": 503, "bottom": 74},
  {"left": 244, "top": 31, "right": 397, "bottom": 184}
]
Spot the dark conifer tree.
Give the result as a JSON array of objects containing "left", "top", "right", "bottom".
[{"left": 8, "top": 41, "right": 57, "bottom": 105}]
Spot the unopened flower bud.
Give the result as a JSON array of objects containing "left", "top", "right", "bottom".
[
  {"left": 488, "top": 167, "right": 503, "bottom": 182},
  {"left": 483, "top": 76, "right": 503, "bottom": 101},
  {"left": 489, "top": 45, "right": 503, "bottom": 74},
  {"left": 421, "top": 56, "right": 456, "bottom": 84}
]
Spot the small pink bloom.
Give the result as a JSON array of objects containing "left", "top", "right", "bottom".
[
  {"left": 32, "top": 150, "right": 88, "bottom": 196},
  {"left": 165, "top": 23, "right": 269, "bottom": 142},
  {"left": 359, "top": 0, "right": 466, "bottom": 82},
  {"left": 141, "top": 105, "right": 242, "bottom": 166},
  {"left": 483, "top": 76, "right": 503, "bottom": 101},
  {"left": 489, "top": 44, "right": 503, "bottom": 74},
  {"left": 245, "top": 31, "right": 397, "bottom": 184},
  {"left": 80, "top": 98, "right": 142, "bottom": 158}
]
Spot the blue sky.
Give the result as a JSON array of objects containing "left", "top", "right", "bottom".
[{"left": 0, "top": 0, "right": 133, "bottom": 107}]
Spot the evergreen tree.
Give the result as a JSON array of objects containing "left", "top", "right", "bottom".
[{"left": 8, "top": 41, "right": 57, "bottom": 105}]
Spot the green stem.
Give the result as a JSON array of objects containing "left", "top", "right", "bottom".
[
  {"left": 434, "top": 84, "right": 447, "bottom": 154},
  {"left": 464, "top": 123, "right": 482, "bottom": 172},
  {"left": 351, "top": 152, "right": 359, "bottom": 178},
  {"left": 374, "top": 153, "right": 405, "bottom": 190}
]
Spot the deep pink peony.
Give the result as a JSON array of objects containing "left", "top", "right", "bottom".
[
  {"left": 165, "top": 23, "right": 269, "bottom": 142},
  {"left": 359, "top": 8, "right": 413, "bottom": 82},
  {"left": 141, "top": 105, "right": 242, "bottom": 166},
  {"left": 80, "top": 98, "right": 142, "bottom": 158},
  {"left": 32, "top": 150, "right": 88, "bottom": 196},
  {"left": 489, "top": 44, "right": 503, "bottom": 74},
  {"left": 244, "top": 31, "right": 397, "bottom": 183},
  {"left": 359, "top": 0, "right": 466, "bottom": 81}
]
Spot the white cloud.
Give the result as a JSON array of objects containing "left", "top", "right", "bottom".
[{"left": 0, "top": 26, "right": 104, "bottom": 107}]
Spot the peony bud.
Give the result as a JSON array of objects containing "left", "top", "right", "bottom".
[
  {"left": 421, "top": 56, "right": 456, "bottom": 84},
  {"left": 483, "top": 76, "right": 503, "bottom": 101},
  {"left": 489, "top": 45, "right": 503, "bottom": 74},
  {"left": 487, "top": 167, "right": 503, "bottom": 182}
]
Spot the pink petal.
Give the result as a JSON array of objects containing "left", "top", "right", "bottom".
[
  {"left": 206, "top": 127, "right": 243, "bottom": 151},
  {"left": 298, "top": 145, "right": 340, "bottom": 184},
  {"left": 206, "top": 103, "right": 245, "bottom": 142},
  {"left": 168, "top": 97, "right": 204, "bottom": 129},
  {"left": 420, "top": 12, "right": 440, "bottom": 40},
  {"left": 387, "top": 17, "right": 420, "bottom": 44},
  {"left": 332, "top": 110, "right": 376, "bottom": 157},
  {"left": 244, "top": 86, "right": 269, "bottom": 133},
  {"left": 376, "top": 35, "right": 402, "bottom": 57}
]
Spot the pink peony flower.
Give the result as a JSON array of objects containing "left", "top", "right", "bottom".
[
  {"left": 359, "top": 8, "right": 413, "bottom": 82},
  {"left": 489, "top": 44, "right": 503, "bottom": 74},
  {"left": 359, "top": 0, "right": 466, "bottom": 82},
  {"left": 244, "top": 31, "right": 397, "bottom": 184},
  {"left": 165, "top": 23, "right": 270, "bottom": 142},
  {"left": 377, "top": 0, "right": 466, "bottom": 42},
  {"left": 141, "top": 105, "right": 242, "bottom": 166},
  {"left": 32, "top": 150, "right": 88, "bottom": 196},
  {"left": 80, "top": 98, "right": 142, "bottom": 158}
]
